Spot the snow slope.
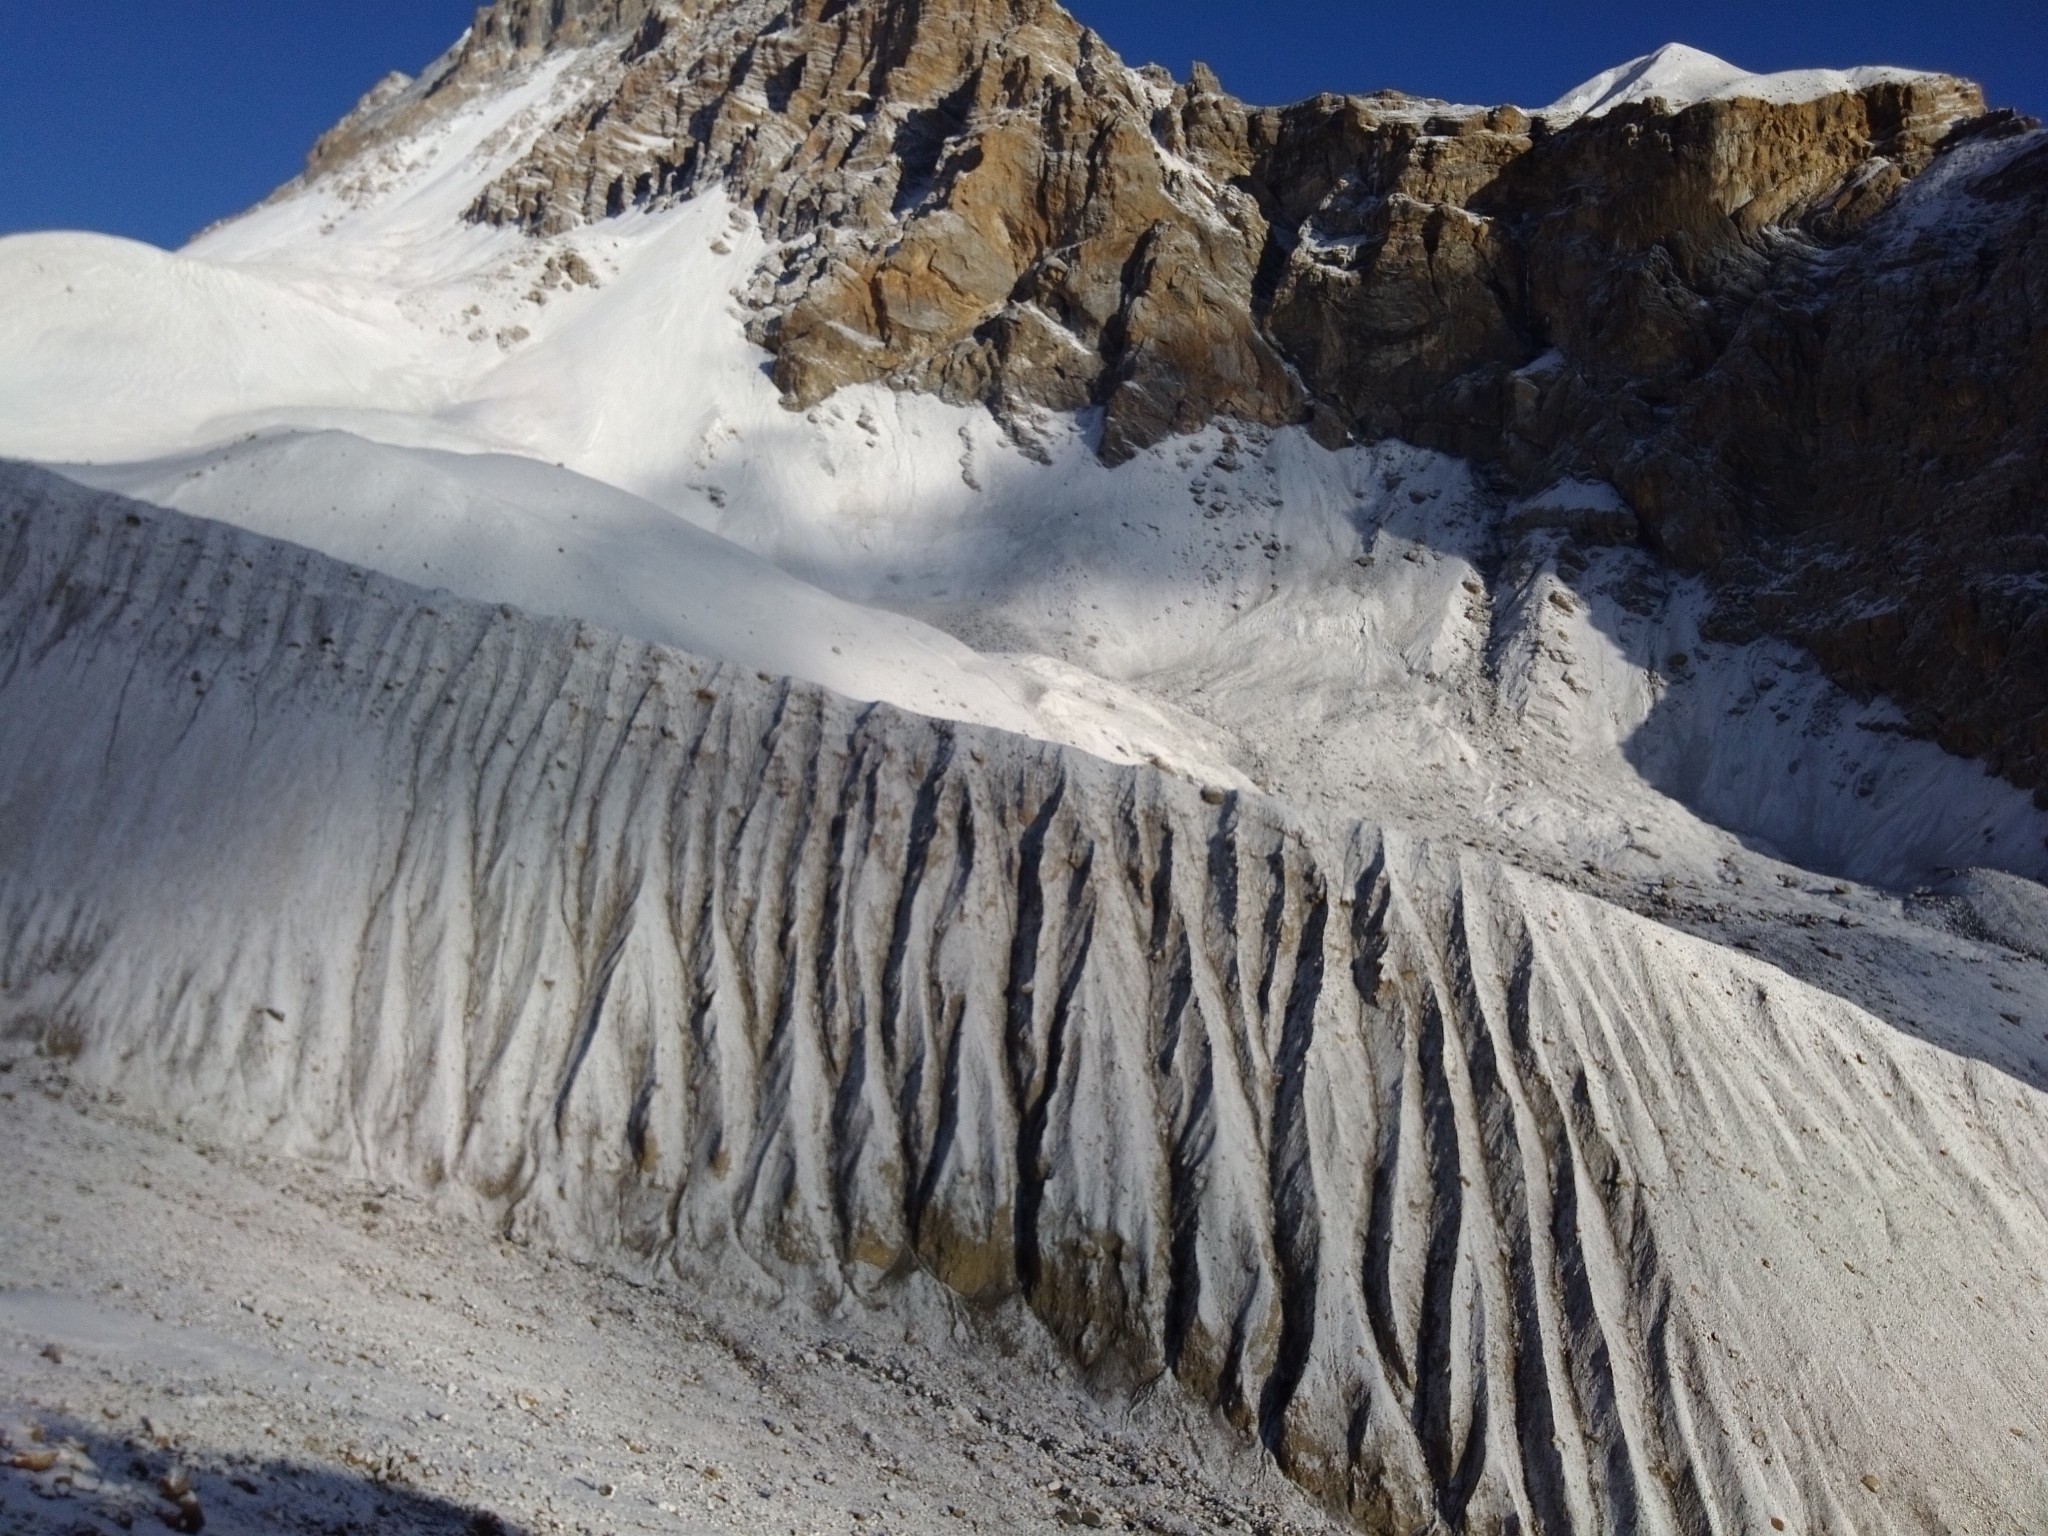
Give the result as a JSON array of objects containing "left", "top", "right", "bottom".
[
  {"left": 6, "top": 465, "right": 2048, "bottom": 1535},
  {"left": 0, "top": 232, "right": 439, "bottom": 464},
  {"left": 64, "top": 431, "right": 1044, "bottom": 733},
  {"left": 57, "top": 430, "right": 1241, "bottom": 781},
  {"left": 1544, "top": 42, "right": 1937, "bottom": 120}
]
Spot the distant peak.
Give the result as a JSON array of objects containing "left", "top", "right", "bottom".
[
  {"left": 1544, "top": 43, "right": 1750, "bottom": 119},
  {"left": 1544, "top": 40, "right": 1950, "bottom": 121}
]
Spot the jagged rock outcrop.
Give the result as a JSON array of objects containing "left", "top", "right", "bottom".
[
  {"left": 7, "top": 465, "right": 2048, "bottom": 1532},
  {"left": 288, "top": 0, "right": 2048, "bottom": 810},
  {"left": 454, "top": 0, "right": 1304, "bottom": 460},
  {"left": 413, "top": 0, "right": 1984, "bottom": 476},
  {"left": 387, "top": 0, "right": 2048, "bottom": 809},
  {"left": 1623, "top": 117, "right": 2048, "bottom": 798}
]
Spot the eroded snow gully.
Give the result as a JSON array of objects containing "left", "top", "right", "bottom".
[{"left": 5, "top": 472, "right": 2048, "bottom": 1533}]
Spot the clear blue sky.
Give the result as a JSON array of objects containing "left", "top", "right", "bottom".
[{"left": 3, "top": 0, "right": 2040, "bottom": 249}]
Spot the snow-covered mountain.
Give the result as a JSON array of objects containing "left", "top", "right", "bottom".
[
  {"left": 1541, "top": 41, "right": 1940, "bottom": 119},
  {"left": 3, "top": 3, "right": 2047, "bottom": 1531}
]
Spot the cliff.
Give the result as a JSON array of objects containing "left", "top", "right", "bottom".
[{"left": 292, "top": 0, "right": 2048, "bottom": 804}]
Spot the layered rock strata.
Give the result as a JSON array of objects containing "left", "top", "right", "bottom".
[{"left": 5, "top": 464, "right": 2047, "bottom": 1532}]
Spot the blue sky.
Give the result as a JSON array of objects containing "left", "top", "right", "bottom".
[{"left": 3, "top": 0, "right": 2040, "bottom": 249}]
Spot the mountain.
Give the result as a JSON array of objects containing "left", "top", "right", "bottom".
[{"left": 2, "top": 4, "right": 2047, "bottom": 1533}]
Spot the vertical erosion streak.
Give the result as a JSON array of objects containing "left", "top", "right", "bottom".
[
  {"left": 1409, "top": 990, "right": 1472, "bottom": 1500},
  {"left": 1353, "top": 851, "right": 1414, "bottom": 1397},
  {"left": 825, "top": 731, "right": 888, "bottom": 1258},
  {"left": 1258, "top": 879, "right": 1329, "bottom": 1457},
  {"left": 1549, "top": 1071, "right": 1647, "bottom": 1536},
  {"left": 1005, "top": 774, "right": 1066, "bottom": 1299},
  {"left": 734, "top": 694, "right": 829, "bottom": 1252},
  {"left": 553, "top": 905, "right": 640, "bottom": 1138},
  {"left": 909, "top": 785, "right": 980, "bottom": 1247},
  {"left": 1428, "top": 885, "right": 1514, "bottom": 1529},
  {"left": 880, "top": 729, "right": 958, "bottom": 1192},
  {"left": 1474, "top": 932, "right": 1580, "bottom": 1536},
  {"left": 1015, "top": 838, "right": 1098, "bottom": 1315},
  {"left": 1152, "top": 823, "right": 1218, "bottom": 1375}
]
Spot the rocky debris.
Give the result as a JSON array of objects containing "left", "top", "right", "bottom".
[
  {"left": 0, "top": 1088, "right": 1341, "bottom": 1536},
  {"left": 1912, "top": 869, "right": 2048, "bottom": 962}
]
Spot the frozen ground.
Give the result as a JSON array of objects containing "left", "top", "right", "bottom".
[
  {"left": 0, "top": 1077, "right": 1337, "bottom": 1536},
  {"left": 4, "top": 470, "right": 2047, "bottom": 1532}
]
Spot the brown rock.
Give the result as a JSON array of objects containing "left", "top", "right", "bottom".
[{"left": 295, "top": 1, "right": 2048, "bottom": 803}]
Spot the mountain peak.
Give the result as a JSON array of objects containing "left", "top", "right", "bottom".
[
  {"left": 1545, "top": 42, "right": 1749, "bottom": 118},
  {"left": 1545, "top": 38, "right": 1953, "bottom": 119},
  {"left": 464, "top": 0, "right": 668, "bottom": 66}
]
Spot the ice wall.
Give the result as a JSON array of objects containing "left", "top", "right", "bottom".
[{"left": 3, "top": 464, "right": 2044, "bottom": 1534}]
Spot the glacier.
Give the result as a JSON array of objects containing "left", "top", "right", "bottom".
[{"left": 5, "top": 464, "right": 2045, "bottom": 1531}]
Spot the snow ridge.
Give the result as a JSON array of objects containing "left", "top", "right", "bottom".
[
  {"left": 1545, "top": 41, "right": 1939, "bottom": 120},
  {"left": 4, "top": 465, "right": 2045, "bottom": 1532}
]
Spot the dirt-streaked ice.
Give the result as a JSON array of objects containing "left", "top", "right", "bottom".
[{"left": 4, "top": 466, "right": 2046, "bottom": 1532}]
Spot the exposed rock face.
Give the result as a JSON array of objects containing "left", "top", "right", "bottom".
[
  {"left": 1627, "top": 118, "right": 2048, "bottom": 797},
  {"left": 451, "top": 0, "right": 1304, "bottom": 460},
  {"left": 418, "top": 0, "right": 1986, "bottom": 482},
  {"left": 7, "top": 466, "right": 2048, "bottom": 1533},
  {"left": 323, "top": 2, "right": 2044, "bottom": 800}
]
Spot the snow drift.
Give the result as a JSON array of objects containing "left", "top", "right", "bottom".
[{"left": 4, "top": 464, "right": 2045, "bottom": 1533}]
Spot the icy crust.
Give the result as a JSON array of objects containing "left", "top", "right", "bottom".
[
  {"left": 1545, "top": 43, "right": 1941, "bottom": 121},
  {"left": 4, "top": 468, "right": 2047, "bottom": 1532}
]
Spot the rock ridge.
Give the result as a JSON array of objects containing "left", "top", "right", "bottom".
[
  {"left": 337, "top": 0, "right": 2046, "bottom": 807},
  {"left": 285, "top": 1, "right": 2047, "bottom": 801}
]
